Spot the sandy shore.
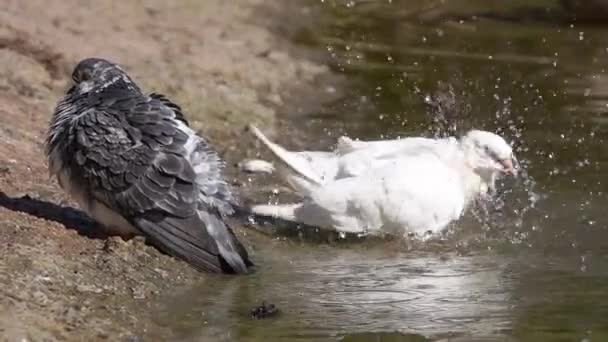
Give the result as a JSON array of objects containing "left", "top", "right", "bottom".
[{"left": 0, "top": 0, "right": 333, "bottom": 340}]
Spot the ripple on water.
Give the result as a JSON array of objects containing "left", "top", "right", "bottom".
[
  {"left": 341, "top": 331, "right": 430, "bottom": 342},
  {"left": 312, "top": 288, "right": 425, "bottom": 306}
]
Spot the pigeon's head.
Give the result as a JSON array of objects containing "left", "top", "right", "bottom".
[
  {"left": 461, "top": 130, "right": 518, "bottom": 179},
  {"left": 70, "top": 57, "right": 138, "bottom": 94}
]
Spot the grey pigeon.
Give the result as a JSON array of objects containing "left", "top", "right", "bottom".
[{"left": 45, "top": 57, "right": 253, "bottom": 274}]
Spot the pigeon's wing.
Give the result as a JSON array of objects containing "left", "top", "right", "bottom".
[
  {"left": 150, "top": 91, "right": 236, "bottom": 212},
  {"left": 334, "top": 137, "right": 450, "bottom": 179},
  {"left": 69, "top": 94, "right": 251, "bottom": 273},
  {"left": 249, "top": 124, "right": 332, "bottom": 184},
  {"left": 336, "top": 137, "right": 438, "bottom": 157},
  {"left": 334, "top": 136, "right": 410, "bottom": 155},
  {"left": 296, "top": 155, "right": 465, "bottom": 235},
  {"left": 149, "top": 92, "right": 189, "bottom": 124}
]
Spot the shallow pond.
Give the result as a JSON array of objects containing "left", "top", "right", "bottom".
[{"left": 151, "top": 1, "right": 608, "bottom": 341}]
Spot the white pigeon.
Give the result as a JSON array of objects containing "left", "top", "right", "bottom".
[{"left": 247, "top": 126, "right": 518, "bottom": 237}]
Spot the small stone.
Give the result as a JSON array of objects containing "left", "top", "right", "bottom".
[
  {"left": 96, "top": 329, "right": 110, "bottom": 339},
  {"left": 153, "top": 268, "right": 168, "bottom": 279},
  {"left": 63, "top": 306, "right": 83, "bottom": 327},
  {"left": 237, "top": 159, "right": 275, "bottom": 174},
  {"left": 250, "top": 301, "right": 279, "bottom": 319},
  {"left": 76, "top": 284, "right": 103, "bottom": 294},
  {"left": 34, "top": 275, "right": 53, "bottom": 284},
  {"left": 130, "top": 235, "right": 147, "bottom": 248},
  {"left": 103, "top": 236, "right": 128, "bottom": 253},
  {"left": 32, "top": 290, "right": 49, "bottom": 306},
  {"left": 130, "top": 286, "right": 146, "bottom": 300}
]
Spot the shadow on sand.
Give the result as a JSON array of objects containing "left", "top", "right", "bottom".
[{"left": 0, "top": 191, "right": 105, "bottom": 238}]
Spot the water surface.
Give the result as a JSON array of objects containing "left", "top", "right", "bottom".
[{"left": 152, "top": 1, "right": 608, "bottom": 341}]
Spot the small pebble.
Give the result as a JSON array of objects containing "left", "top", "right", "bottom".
[
  {"left": 238, "top": 159, "right": 275, "bottom": 174},
  {"left": 250, "top": 301, "right": 279, "bottom": 319},
  {"left": 76, "top": 284, "right": 103, "bottom": 294}
]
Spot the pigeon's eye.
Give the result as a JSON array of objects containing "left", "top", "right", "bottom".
[
  {"left": 80, "top": 71, "right": 92, "bottom": 81},
  {"left": 72, "top": 70, "right": 92, "bottom": 83},
  {"left": 483, "top": 145, "right": 496, "bottom": 156},
  {"left": 484, "top": 146, "right": 499, "bottom": 159}
]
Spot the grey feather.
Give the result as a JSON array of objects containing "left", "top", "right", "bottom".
[{"left": 46, "top": 57, "right": 253, "bottom": 274}]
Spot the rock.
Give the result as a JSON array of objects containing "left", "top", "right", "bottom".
[
  {"left": 130, "top": 286, "right": 146, "bottom": 300},
  {"left": 62, "top": 306, "right": 84, "bottom": 328},
  {"left": 153, "top": 268, "right": 168, "bottom": 279},
  {"left": 250, "top": 301, "right": 279, "bottom": 319},
  {"left": 237, "top": 159, "right": 275, "bottom": 174},
  {"left": 102, "top": 236, "right": 128, "bottom": 254},
  {"left": 31, "top": 291, "right": 49, "bottom": 307},
  {"left": 76, "top": 284, "right": 103, "bottom": 294}
]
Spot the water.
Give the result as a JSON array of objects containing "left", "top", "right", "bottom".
[{"left": 149, "top": 1, "right": 608, "bottom": 341}]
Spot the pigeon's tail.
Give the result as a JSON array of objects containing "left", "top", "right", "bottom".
[
  {"left": 248, "top": 124, "right": 322, "bottom": 185},
  {"left": 196, "top": 208, "right": 253, "bottom": 274},
  {"left": 134, "top": 210, "right": 253, "bottom": 274}
]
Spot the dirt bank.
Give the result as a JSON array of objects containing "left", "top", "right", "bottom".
[{"left": 0, "top": 1, "right": 334, "bottom": 340}]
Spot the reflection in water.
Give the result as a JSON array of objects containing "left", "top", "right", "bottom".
[
  {"left": 510, "top": 257, "right": 608, "bottom": 341},
  {"left": 152, "top": 248, "right": 516, "bottom": 341},
  {"left": 341, "top": 331, "right": 429, "bottom": 342},
  {"left": 152, "top": 1, "right": 608, "bottom": 341}
]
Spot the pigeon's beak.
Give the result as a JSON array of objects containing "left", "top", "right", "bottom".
[{"left": 498, "top": 156, "right": 518, "bottom": 177}]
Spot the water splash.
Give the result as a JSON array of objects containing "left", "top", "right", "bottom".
[{"left": 418, "top": 81, "right": 546, "bottom": 249}]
